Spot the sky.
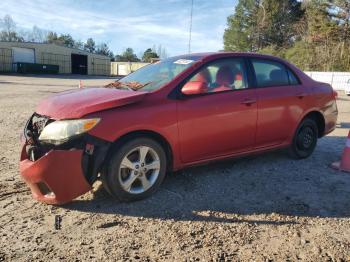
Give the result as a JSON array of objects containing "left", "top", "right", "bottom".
[{"left": 0, "top": 0, "right": 237, "bottom": 57}]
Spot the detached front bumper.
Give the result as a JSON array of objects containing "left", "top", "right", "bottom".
[
  {"left": 20, "top": 146, "right": 92, "bottom": 205},
  {"left": 19, "top": 113, "right": 111, "bottom": 205}
]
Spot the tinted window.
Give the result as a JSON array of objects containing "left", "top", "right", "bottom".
[
  {"left": 288, "top": 69, "right": 300, "bottom": 85},
  {"left": 252, "top": 59, "right": 289, "bottom": 87},
  {"left": 188, "top": 58, "right": 248, "bottom": 93}
]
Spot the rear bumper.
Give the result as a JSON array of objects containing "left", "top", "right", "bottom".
[
  {"left": 20, "top": 147, "right": 92, "bottom": 205},
  {"left": 324, "top": 110, "right": 338, "bottom": 135}
]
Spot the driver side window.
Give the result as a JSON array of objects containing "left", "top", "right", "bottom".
[{"left": 189, "top": 58, "right": 248, "bottom": 94}]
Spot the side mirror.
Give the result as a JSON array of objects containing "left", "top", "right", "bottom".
[{"left": 181, "top": 81, "right": 208, "bottom": 95}]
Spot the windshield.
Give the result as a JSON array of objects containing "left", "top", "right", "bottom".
[{"left": 118, "top": 56, "right": 201, "bottom": 91}]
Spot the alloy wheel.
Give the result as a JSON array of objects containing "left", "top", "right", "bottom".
[{"left": 118, "top": 146, "right": 160, "bottom": 194}]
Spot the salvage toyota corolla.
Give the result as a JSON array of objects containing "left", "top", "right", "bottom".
[{"left": 20, "top": 52, "right": 338, "bottom": 204}]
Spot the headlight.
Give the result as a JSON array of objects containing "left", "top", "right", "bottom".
[{"left": 38, "top": 118, "right": 100, "bottom": 145}]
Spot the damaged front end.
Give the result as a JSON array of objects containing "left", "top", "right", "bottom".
[{"left": 20, "top": 113, "right": 110, "bottom": 204}]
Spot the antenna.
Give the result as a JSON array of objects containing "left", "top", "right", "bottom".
[{"left": 188, "top": 0, "right": 194, "bottom": 53}]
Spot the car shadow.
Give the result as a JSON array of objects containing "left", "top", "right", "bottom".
[
  {"left": 64, "top": 135, "right": 350, "bottom": 225},
  {"left": 337, "top": 96, "right": 350, "bottom": 101}
]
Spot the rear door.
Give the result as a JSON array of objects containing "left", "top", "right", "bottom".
[
  {"left": 177, "top": 58, "right": 258, "bottom": 163},
  {"left": 250, "top": 58, "right": 308, "bottom": 148}
]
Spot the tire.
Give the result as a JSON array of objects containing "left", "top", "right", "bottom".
[
  {"left": 288, "top": 118, "right": 318, "bottom": 159},
  {"left": 101, "top": 137, "right": 167, "bottom": 202}
]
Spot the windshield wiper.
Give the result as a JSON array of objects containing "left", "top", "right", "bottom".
[{"left": 105, "top": 81, "right": 151, "bottom": 91}]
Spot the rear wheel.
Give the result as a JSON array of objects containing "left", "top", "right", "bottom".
[
  {"left": 289, "top": 118, "right": 318, "bottom": 159},
  {"left": 101, "top": 137, "right": 167, "bottom": 202}
]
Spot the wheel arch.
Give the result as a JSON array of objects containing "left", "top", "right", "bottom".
[
  {"left": 105, "top": 129, "right": 174, "bottom": 172},
  {"left": 301, "top": 110, "right": 326, "bottom": 138}
]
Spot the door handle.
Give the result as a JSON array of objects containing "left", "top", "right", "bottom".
[
  {"left": 241, "top": 98, "right": 256, "bottom": 106},
  {"left": 296, "top": 92, "right": 307, "bottom": 99}
]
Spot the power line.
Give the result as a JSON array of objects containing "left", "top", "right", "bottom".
[{"left": 188, "top": 0, "right": 194, "bottom": 53}]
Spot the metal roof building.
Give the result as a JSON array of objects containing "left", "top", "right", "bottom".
[{"left": 0, "top": 41, "right": 111, "bottom": 75}]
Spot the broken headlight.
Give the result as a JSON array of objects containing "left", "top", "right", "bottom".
[{"left": 38, "top": 118, "right": 100, "bottom": 145}]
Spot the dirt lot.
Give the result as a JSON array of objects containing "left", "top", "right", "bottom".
[{"left": 0, "top": 74, "right": 350, "bottom": 261}]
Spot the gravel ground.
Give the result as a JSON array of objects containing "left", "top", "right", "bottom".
[{"left": 0, "top": 74, "right": 350, "bottom": 261}]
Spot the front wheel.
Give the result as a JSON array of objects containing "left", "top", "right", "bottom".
[
  {"left": 289, "top": 118, "right": 318, "bottom": 159},
  {"left": 101, "top": 137, "right": 167, "bottom": 202}
]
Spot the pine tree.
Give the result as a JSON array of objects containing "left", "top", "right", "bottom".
[
  {"left": 223, "top": 0, "right": 260, "bottom": 51},
  {"left": 224, "top": 0, "right": 303, "bottom": 52}
]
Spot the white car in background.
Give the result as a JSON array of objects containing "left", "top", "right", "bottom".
[{"left": 345, "top": 79, "right": 350, "bottom": 95}]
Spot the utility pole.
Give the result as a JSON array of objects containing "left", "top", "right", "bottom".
[
  {"left": 257, "top": 0, "right": 265, "bottom": 50},
  {"left": 188, "top": 0, "right": 194, "bottom": 53}
]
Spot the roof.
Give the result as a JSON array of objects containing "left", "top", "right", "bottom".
[
  {"left": 168, "top": 52, "right": 289, "bottom": 65},
  {"left": 175, "top": 51, "right": 280, "bottom": 60},
  {"left": 0, "top": 41, "right": 110, "bottom": 59}
]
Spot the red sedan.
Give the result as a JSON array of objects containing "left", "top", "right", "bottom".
[{"left": 20, "top": 52, "right": 338, "bottom": 204}]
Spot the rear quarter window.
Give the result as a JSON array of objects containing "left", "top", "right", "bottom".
[{"left": 287, "top": 69, "right": 300, "bottom": 85}]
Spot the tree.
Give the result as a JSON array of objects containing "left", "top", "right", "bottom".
[
  {"left": 223, "top": 0, "right": 304, "bottom": 51},
  {"left": 223, "top": 0, "right": 350, "bottom": 71},
  {"left": 261, "top": 0, "right": 304, "bottom": 47},
  {"left": 29, "top": 26, "right": 47, "bottom": 42},
  {"left": 58, "top": 34, "right": 75, "bottom": 48},
  {"left": 84, "top": 38, "right": 96, "bottom": 53},
  {"left": 329, "top": 0, "right": 350, "bottom": 41},
  {"left": 276, "top": 0, "right": 350, "bottom": 71},
  {"left": 96, "top": 43, "right": 114, "bottom": 59},
  {"left": 74, "top": 40, "right": 84, "bottom": 50},
  {"left": 0, "top": 15, "right": 24, "bottom": 42},
  {"left": 223, "top": 0, "right": 260, "bottom": 51},
  {"left": 46, "top": 31, "right": 63, "bottom": 45},
  {"left": 115, "top": 48, "right": 140, "bottom": 62},
  {"left": 45, "top": 32, "right": 79, "bottom": 48},
  {"left": 142, "top": 48, "right": 159, "bottom": 62},
  {"left": 152, "top": 44, "right": 168, "bottom": 59}
]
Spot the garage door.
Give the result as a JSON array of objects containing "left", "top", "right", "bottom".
[{"left": 12, "top": 47, "right": 35, "bottom": 63}]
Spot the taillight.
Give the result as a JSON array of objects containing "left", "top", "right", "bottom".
[{"left": 333, "top": 90, "right": 338, "bottom": 99}]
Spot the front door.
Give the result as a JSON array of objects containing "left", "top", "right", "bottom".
[{"left": 177, "top": 58, "right": 257, "bottom": 163}]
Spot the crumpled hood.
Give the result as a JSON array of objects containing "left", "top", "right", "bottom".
[{"left": 36, "top": 87, "right": 148, "bottom": 119}]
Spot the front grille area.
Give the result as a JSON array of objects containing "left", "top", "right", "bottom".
[
  {"left": 24, "top": 113, "right": 53, "bottom": 161},
  {"left": 24, "top": 113, "right": 51, "bottom": 143}
]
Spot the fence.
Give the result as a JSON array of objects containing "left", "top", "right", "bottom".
[{"left": 305, "top": 72, "right": 350, "bottom": 91}]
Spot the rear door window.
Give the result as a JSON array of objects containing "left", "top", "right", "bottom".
[{"left": 252, "top": 59, "right": 290, "bottom": 87}]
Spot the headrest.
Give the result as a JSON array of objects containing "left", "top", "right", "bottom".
[
  {"left": 269, "top": 69, "right": 287, "bottom": 85},
  {"left": 194, "top": 68, "right": 211, "bottom": 83},
  {"left": 216, "top": 66, "right": 234, "bottom": 86}
]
